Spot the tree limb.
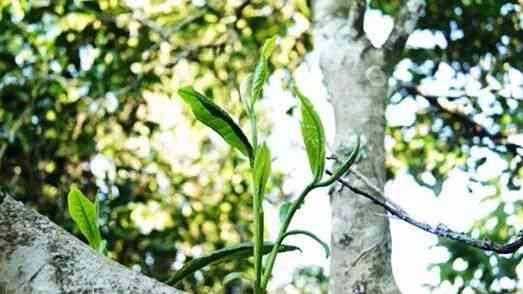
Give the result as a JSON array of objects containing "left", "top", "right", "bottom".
[
  {"left": 0, "top": 192, "right": 185, "bottom": 294},
  {"left": 327, "top": 169, "right": 523, "bottom": 254},
  {"left": 404, "top": 84, "right": 523, "bottom": 157},
  {"left": 347, "top": 0, "right": 367, "bottom": 40},
  {"left": 384, "top": 0, "right": 426, "bottom": 53},
  {"left": 313, "top": 0, "right": 367, "bottom": 41}
]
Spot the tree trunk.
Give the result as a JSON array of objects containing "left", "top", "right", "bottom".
[
  {"left": 0, "top": 192, "right": 184, "bottom": 294},
  {"left": 312, "top": 0, "right": 424, "bottom": 293}
]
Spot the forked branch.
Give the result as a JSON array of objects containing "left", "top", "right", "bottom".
[{"left": 384, "top": 0, "right": 426, "bottom": 53}]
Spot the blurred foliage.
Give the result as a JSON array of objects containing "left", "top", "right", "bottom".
[
  {"left": 289, "top": 266, "right": 328, "bottom": 294},
  {"left": 0, "top": 0, "right": 310, "bottom": 292},
  {"left": 386, "top": 0, "right": 523, "bottom": 293}
]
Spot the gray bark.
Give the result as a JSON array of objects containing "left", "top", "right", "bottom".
[
  {"left": 0, "top": 192, "right": 184, "bottom": 294},
  {"left": 312, "top": 0, "right": 424, "bottom": 293}
]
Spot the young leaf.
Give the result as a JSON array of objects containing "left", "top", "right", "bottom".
[
  {"left": 317, "top": 136, "right": 360, "bottom": 187},
  {"left": 292, "top": 82, "right": 326, "bottom": 183},
  {"left": 253, "top": 143, "right": 272, "bottom": 198},
  {"left": 179, "top": 86, "right": 253, "bottom": 159},
  {"left": 240, "top": 73, "right": 255, "bottom": 114},
  {"left": 282, "top": 230, "right": 330, "bottom": 258},
  {"left": 67, "top": 186, "right": 102, "bottom": 250},
  {"left": 251, "top": 36, "right": 277, "bottom": 102},
  {"left": 278, "top": 201, "right": 292, "bottom": 224},
  {"left": 166, "top": 241, "right": 300, "bottom": 286},
  {"left": 260, "top": 36, "right": 277, "bottom": 59}
]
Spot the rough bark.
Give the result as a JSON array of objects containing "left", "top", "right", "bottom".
[
  {"left": 312, "top": 0, "right": 423, "bottom": 293},
  {"left": 0, "top": 192, "right": 184, "bottom": 294}
]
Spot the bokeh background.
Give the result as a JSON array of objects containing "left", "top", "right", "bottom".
[{"left": 2, "top": 1, "right": 523, "bottom": 293}]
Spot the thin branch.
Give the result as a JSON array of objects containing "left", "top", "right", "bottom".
[
  {"left": 313, "top": 0, "right": 368, "bottom": 42},
  {"left": 328, "top": 169, "right": 523, "bottom": 254},
  {"left": 384, "top": 0, "right": 426, "bottom": 53},
  {"left": 91, "top": 8, "right": 207, "bottom": 46},
  {"left": 164, "top": 41, "right": 229, "bottom": 67},
  {"left": 404, "top": 84, "right": 523, "bottom": 157}
]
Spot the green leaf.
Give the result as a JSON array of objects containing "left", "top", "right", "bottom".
[
  {"left": 166, "top": 241, "right": 300, "bottom": 286},
  {"left": 260, "top": 35, "right": 277, "bottom": 59},
  {"left": 253, "top": 143, "right": 272, "bottom": 199},
  {"left": 279, "top": 201, "right": 292, "bottom": 223},
  {"left": 67, "top": 186, "right": 102, "bottom": 250},
  {"left": 251, "top": 36, "right": 277, "bottom": 101},
  {"left": 282, "top": 230, "right": 330, "bottom": 258},
  {"left": 292, "top": 81, "right": 326, "bottom": 182},
  {"left": 179, "top": 86, "right": 253, "bottom": 159},
  {"left": 317, "top": 137, "right": 360, "bottom": 187}
]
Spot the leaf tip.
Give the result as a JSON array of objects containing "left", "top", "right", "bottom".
[{"left": 261, "top": 36, "right": 278, "bottom": 59}]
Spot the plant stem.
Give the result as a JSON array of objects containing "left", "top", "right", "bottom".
[
  {"left": 260, "top": 183, "right": 315, "bottom": 289},
  {"left": 253, "top": 200, "right": 263, "bottom": 293},
  {"left": 250, "top": 112, "right": 258, "bottom": 150},
  {"left": 250, "top": 110, "right": 262, "bottom": 293}
]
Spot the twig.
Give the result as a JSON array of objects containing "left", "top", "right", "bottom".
[
  {"left": 327, "top": 169, "right": 523, "bottom": 254},
  {"left": 403, "top": 83, "right": 523, "bottom": 157},
  {"left": 347, "top": 0, "right": 366, "bottom": 40},
  {"left": 384, "top": 0, "right": 426, "bottom": 53},
  {"left": 351, "top": 167, "right": 382, "bottom": 195}
]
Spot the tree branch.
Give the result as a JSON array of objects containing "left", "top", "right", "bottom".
[
  {"left": 384, "top": 0, "right": 426, "bottom": 53},
  {"left": 313, "top": 0, "right": 367, "bottom": 40},
  {"left": 327, "top": 170, "right": 523, "bottom": 254},
  {"left": 404, "top": 84, "right": 523, "bottom": 157},
  {"left": 347, "top": 0, "right": 367, "bottom": 40},
  {"left": 0, "top": 193, "right": 185, "bottom": 293}
]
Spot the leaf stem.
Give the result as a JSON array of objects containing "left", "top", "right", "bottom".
[
  {"left": 250, "top": 111, "right": 261, "bottom": 293},
  {"left": 260, "top": 183, "right": 315, "bottom": 289},
  {"left": 250, "top": 111, "right": 258, "bottom": 150},
  {"left": 253, "top": 203, "right": 263, "bottom": 293}
]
